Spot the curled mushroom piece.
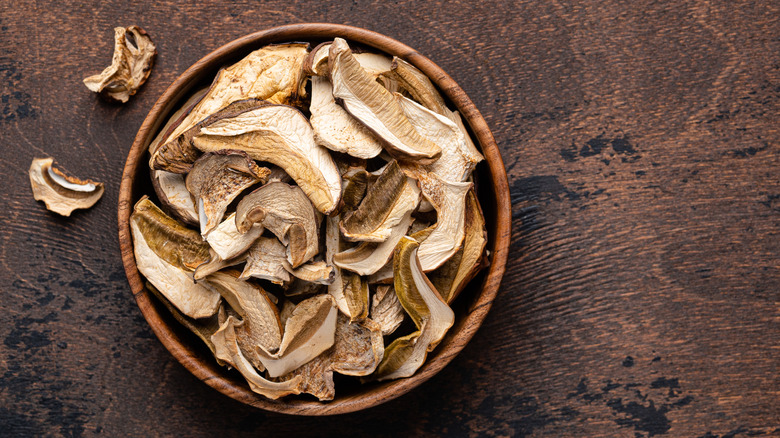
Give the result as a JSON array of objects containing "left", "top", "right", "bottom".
[
  {"left": 328, "top": 38, "right": 441, "bottom": 163},
  {"left": 342, "top": 273, "right": 370, "bottom": 322},
  {"left": 83, "top": 26, "right": 156, "bottom": 103},
  {"left": 370, "top": 284, "right": 405, "bottom": 336},
  {"left": 235, "top": 181, "right": 320, "bottom": 268},
  {"left": 185, "top": 151, "right": 270, "bottom": 236},
  {"left": 241, "top": 237, "right": 332, "bottom": 286},
  {"left": 191, "top": 103, "right": 342, "bottom": 214},
  {"left": 206, "top": 212, "right": 264, "bottom": 261},
  {"left": 304, "top": 42, "right": 392, "bottom": 77},
  {"left": 374, "top": 237, "right": 454, "bottom": 381},
  {"left": 29, "top": 158, "right": 104, "bottom": 216},
  {"left": 383, "top": 56, "right": 450, "bottom": 117},
  {"left": 130, "top": 197, "right": 219, "bottom": 319}
]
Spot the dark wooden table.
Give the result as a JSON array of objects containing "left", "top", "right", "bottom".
[{"left": 2, "top": 1, "right": 778, "bottom": 436}]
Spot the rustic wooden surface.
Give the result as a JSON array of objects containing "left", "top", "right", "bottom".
[{"left": 1, "top": 0, "right": 778, "bottom": 436}]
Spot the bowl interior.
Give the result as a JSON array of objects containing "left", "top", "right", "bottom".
[{"left": 118, "top": 23, "right": 510, "bottom": 415}]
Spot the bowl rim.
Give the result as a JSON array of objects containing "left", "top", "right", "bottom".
[{"left": 118, "top": 23, "right": 511, "bottom": 416}]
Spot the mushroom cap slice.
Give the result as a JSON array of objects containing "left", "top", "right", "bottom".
[
  {"left": 29, "top": 158, "right": 104, "bottom": 216},
  {"left": 305, "top": 42, "right": 392, "bottom": 77},
  {"left": 339, "top": 160, "right": 421, "bottom": 243},
  {"left": 235, "top": 181, "right": 320, "bottom": 268},
  {"left": 370, "top": 284, "right": 405, "bottom": 336},
  {"left": 83, "top": 26, "right": 156, "bottom": 103},
  {"left": 309, "top": 76, "right": 383, "bottom": 159},
  {"left": 192, "top": 103, "right": 342, "bottom": 215},
  {"left": 211, "top": 316, "right": 303, "bottom": 399},
  {"left": 383, "top": 56, "right": 450, "bottom": 117},
  {"left": 206, "top": 212, "right": 264, "bottom": 261},
  {"left": 185, "top": 151, "right": 270, "bottom": 236},
  {"left": 342, "top": 273, "right": 370, "bottom": 322},
  {"left": 130, "top": 198, "right": 219, "bottom": 319},
  {"left": 374, "top": 237, "right": 454, "bottom": 381},
  {"left": 193, "top": 248, "right": 246, "bottom": 281},
  {"left": 240, "top": 237, "right": 293, "bottom": 285},
  {"left": 328, "top": 38, "right": 441, "bottom": 163}
]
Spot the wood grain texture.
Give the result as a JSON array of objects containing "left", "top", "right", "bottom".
[{"left": 1, "top": 0, "right": 778, "bottom": 436}]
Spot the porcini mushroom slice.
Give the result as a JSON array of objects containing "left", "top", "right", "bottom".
[
  {"left": 428, "top": 189, "right": 488, "bottom": 304},
  {"left": 235, "top": 182, "right": 320, "bottom": 268},
  {"left": 211, "top": 316, "right": 303, "bottom": 399},
  {"left": 309, "top": 76, "right": 383, "bottom": 159},
  {"left": 185, "top": 151, "right": 270, "bottom": 236},
  {"left": 326, "top": 215, "right": 351, "bottom": 317},
  {"left": 130, "top": 198, "right": 219, "bottom": 319},
  {"left": 305, "top": 42, "right": 392, "bottom": 77},
  {"left": 384, "top": 57, "right": 450, "bottom": 117},
  {"left": 340, "top": 168, "right": 369, "bottom": 213},
  {"left": 192, "top": 103, "right": 342, "bottom": 214},
  {"left": 289, "top": 261, "right": 335, "bottom": 285},
  {"left": 83, "top": 26, "right": 156, "bottom": 103},
  {"left": 339, "top": 161, "right": 421, "bottom": 243},
  {"left": 29, "top": 158, "right": 104, "bottom": 216},
  {"left": 206, "top": 212, "right": 264, "bottom": 261},
  {"left": 193, "top": 248, "right": 246, "bottom": 281},
  {"left": 256, "top": 294, "right": 338, "bottom": 378},
  {"left": 374, "top": 237, "right": 454, "bottom": 381},
  {"left": 240, "top": 237, "right": 292, "bottom": 285},
  {"left": 342, "top": 273, "right": 370, "bottom": 322},
  {"left": 370, "top": 284, "right": 405, "bottom": 336},
  {"left": 328, "top": 38, "right": 441, "bottom": 163}
]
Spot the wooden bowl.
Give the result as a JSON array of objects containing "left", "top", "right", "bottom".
[{"left": 118, "top": 23, "right": 511, "bottom": 415}]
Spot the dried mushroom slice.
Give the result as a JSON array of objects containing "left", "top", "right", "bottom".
[
  {"left": 374, "top": 237, "right": 454, "bottom": 381},
  {"left": 235, "top": 182, "right": 320, "bottom": 268},
  {"left": 192, "top": 103, "right": 342, "bottom": 214},
  {"left": 328, "top": 38, "right": 441, "bottom": 163},
  {"left": 370, "top": 284, "right": 404, "bottom": 336},
  {"left": 185, "top": 151, "right": 270, "bottom": 236},
  {"left": 130, "top": 197, "right": 219, "bottom": 319},
  {"left": 310, "top": 75, "right": 384, "bottom": 159},
  {"left": 211, "top": 316, "right": 303, "bottom": 399},
  {"left": 304, "top": 42, "right": 392, "bottom": 77},
  {"left": 29, "top": 158, "right": 104, "bottom": 216},
  {"left": 256, "top": 294, "right": 338, "bottom": 378},
  {"left": 83, "top": 26, "right": 156, "bottom": 103},
  {"left": 339, "top": 161, "right": 421, "bottom": 243},
  {"left": 240, "top": 237, "right": 293, "bottom": 285},
  {"left": 342, "top": 273, "right": 370, "bottom": 322},
  {"left": 326, "top": 215, "right": 351, "bottom": 317},
  {"left": 340, "top": 168, "right": 369, "bottom": 213},
  {"left": 193, "top": 248, "right": 246, "bottom": 281},
  {"left": 206, "top": 212, "right": 264, "bottom": 261},
  {"left": 384, "top": 57, "right": 450, "bottom": 117},
  {"left": 428, "top": 189, "right": 488, "bottom": 304},
  {"left": 288, "top": 261, "right": 335, "bottom": 285}
]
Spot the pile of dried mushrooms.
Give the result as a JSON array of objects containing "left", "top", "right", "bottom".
[{"left": 132, "top": 38, "right": 488, "bottom": 401}]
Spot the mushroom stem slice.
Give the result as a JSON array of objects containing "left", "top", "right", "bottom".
[
  {"left": 83, "top": 26, "right": 156, "bottom": 103},
  {"left": 329, "top": 38, "right": 441, "bottom": 163},
  {"left": 192, "top": 103, "right": 342, "bottom": 214},
  {"left": 211, "top": 316, "right": 303, "bottom": 399},
  {"left": 29, "top": 158, "right": 104, "bottom": 216}
]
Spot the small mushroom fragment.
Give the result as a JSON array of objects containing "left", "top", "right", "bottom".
[
  {"left": 185, "top": 151, "right": 270, "bottom": 236},
  {"left": 235, "top": 182, "right": 320, "bottom": 268},
  {"left": 428, "top": 189, "right": 488, "bottom": 304},
  {"left": 278, "top": 314, "right": 384, "bottom": 401},
  {"left": 241, "top": 237, "right": 332, "bottom": 285},
  {"left": 374, "top": 237, "right": 454, "bottom": 381},
  {"left": 191, "top": 103, "right": 342, "bottom": 214},
  {"left": 255, "top": 294, "right": 339, "bottom": 378},
  {"left": 211, "top": 316, "right": 303, "bottom": 399},
  {"left": 130, "top": 197, "right": 219, "bottom": 319},
  {"left": 83, "top": 26, "right": 156, "bottom": 103},
  {"left": 29, "top": 158, "right": 104, "bottom": 216},
  {"left": 339, "top": 161, "right": 420, "bottom": 243},
  {"left": 342, "top": 274, "right": 370, "bottom": 322},
  {"left": 206, "top": 212, "right": 264, "bottom": 261},
  {"left": 328, "top": 38, "right": 441, "bottom": 163},
  {"left": 370, "top": 284, "right": 405, "bottom": 336}
]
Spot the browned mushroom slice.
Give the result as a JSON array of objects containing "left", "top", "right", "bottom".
[
  {"left": 185, "top": 151, "right": 270, "bottom": 236},
  {"left": 370, "top": 284, "right": 404, "bottom": 336},
  {"left": 279, "top": 314, "right": 384, "bottom": 400},
  {"left": 340, "top": 161, "right": 420, "bottom": 243},
  {"left": 339, "top": 167, "right": 369, "bottom": 213},
  {"left": 255, "top": 294, "right": 338, "bottom": 377},
  {"left": 333, "top": 208, "right": 414, "bottom": 276},
  {"left": 211, "top": 316, "right": 303, "bottom": 399},
  {"left": 328, "top": 38, "right": 441, "bottom": 163},
  {"left": 374, "top": 237, "right": 454, "bottom": 381},
  {"left": 342, "top": 273, "right": 370, "bottom": 322},
  {"left": 206, "top": 212, "right": 264, "bottom": 261},
  {"left": 192, "top": 104, "right": 342, "bottom": 214},
  {"left": 383, "top": 57, "right": 450, "bottom": 116},
  {"left": 83, "top": 26, "right": 156, "bottom": 103},
  {"left": 288, "top": 261, "right": 335, "bottom": 285},
  {"left": 29, "top": 158, "right": 104, "bottom": 216},
  {"left": 235, "top": 182, "right": 320, "bottom": 268},
  {"left": 130, "top": 197, "right": 219, "bottom": 319},
  {"left": 428, "top": 189, "right": 488, "bottom": 303}
]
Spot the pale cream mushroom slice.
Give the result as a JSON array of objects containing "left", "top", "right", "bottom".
[
  {"left": 185, "top": 151, "right": 270, "bottom": 236},
  {"left": 206, "top": 212, "right": 264, "bottom": 261},
  {"left": 428, "top": 189, "right": 488, "bottom": 304},
  {"left": 255, "top": 294, "right": 338, "bottom": 378},
  {"left": 339, "top": 160, "right": 420, "bottom": 243},
  {"left": 326, "top": 215, "right": 351, "bottom": 316},
  {"left": 29, "top": 158, "right": 104, "bottom": 216},
  {"left": 240, "top": 237, "right": 332, "bottom": 285},
  {"left": 193, "top": 248, "right": 246, "bottom": 281},
  {"left": 191, "top": 103, "right": 342, "bottom": 214},
  {"left": 130, "top": 197, "right": 220, "bottom": 319},
  {"left": 328, "top": 38, "right": 441, "bottom": 163},
  {"left": 83, "top": 26, "right": 156, "bottom": 103},
  {"left": 370, "top": 284, "right": 405, "bottom": 336},
  {"left": 235, "top": 181, "right": 320, "bottom": 268},
  {"left": 288, "top": 261, "right": 335, "bottom": 285},
  {"left": 304, "top": 42, "right": 392, "bottom": 77},
  {"left": 211, "top": 316, "right": 303, "bottom": 399},
  {"left": 374, "top": 236, "right": 454, "bottom": 381}
]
